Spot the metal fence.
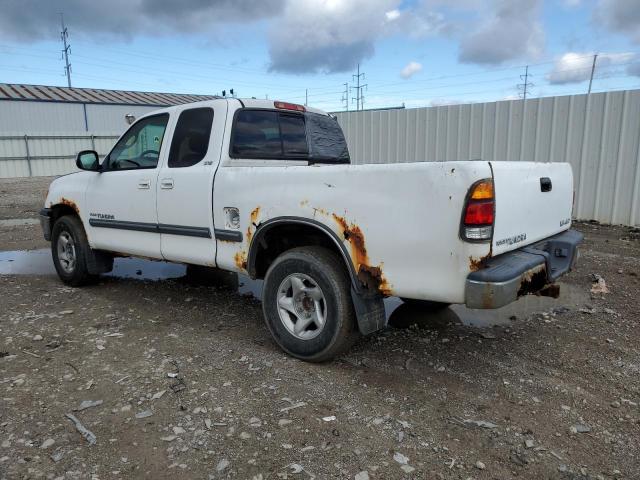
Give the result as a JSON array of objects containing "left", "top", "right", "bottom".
[
  {"left": 0, "top": 133, "right": 119, "bottom": 178},
  {"left": 1, "top": 89, "right": 639, "bottom": 225},
  {"left": 335, "top": 89, "right": 640, "bottom": 226}
]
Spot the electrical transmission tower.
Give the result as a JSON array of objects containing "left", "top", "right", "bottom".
[
  {"left": 517, "top": 65, "right": 533, "bottom": 100},
  {"left": 352, "top": 64, "right": 367, "bottom": 111},
  {"left": 59, "top": 13, "right": 72, "bottom": 87},
  {"left": 341, "top": 83, "right": 349, "bottom": 111}
]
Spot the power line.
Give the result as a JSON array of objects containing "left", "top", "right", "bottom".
[
  {"left": 59, "top": 13, "right": 72, "bottom": 87},
  {"left": 517, "top": 65, "right": 533, "bottom": 99}
]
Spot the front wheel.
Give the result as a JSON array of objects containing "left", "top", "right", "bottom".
[
  {"left": 262, "top": 246, "right": 359, "bottom": 362},
  {"left": 51, "top": 215, "right": 96, "bottom": 287}
]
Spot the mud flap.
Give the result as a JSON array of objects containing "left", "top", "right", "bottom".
[
  {"left": 351, "top": 286, "right": 386, "bottom": 335},
  {"left": 86, "top": 249, "right": 114, "bottom": 275}
]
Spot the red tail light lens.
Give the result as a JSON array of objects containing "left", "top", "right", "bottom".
[
  {"left": 462, "top": 178, "right": 494, "bottom": 242},
  {"left": 464, "top": 201, "right": 494, "bottom": 225}
]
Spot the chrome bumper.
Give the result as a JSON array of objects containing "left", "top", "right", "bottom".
[
  {"left": 465, "top": 229, "right": 583, "bottom": 309},
  {"left": 39, "top": 208, "right": 51, "bottom": 241}
]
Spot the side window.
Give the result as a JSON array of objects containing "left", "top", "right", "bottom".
[
  {"left": 231, "top": 110, "right": 308, "bottom": 159},
  {"left": 168, "top": 107, "right": 214, "bottom": 168},
  {"left": 107, "top": 114, "right": 169, "bottom": 170}
]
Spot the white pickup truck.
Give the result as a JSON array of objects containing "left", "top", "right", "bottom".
[{"left": 40, "top": 98, "right": 582, "bottom": 361}]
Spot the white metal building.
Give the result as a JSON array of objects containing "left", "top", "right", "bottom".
[{"left": 0, "top": 83, "right": 216, "bottom": 133}]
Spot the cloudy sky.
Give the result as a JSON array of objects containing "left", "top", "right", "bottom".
[{"left": 0, "top": 0, "right": 638, "bottom": 110}]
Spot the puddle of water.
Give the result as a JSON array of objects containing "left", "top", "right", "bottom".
[
  {"left": 1, "top": 249, "right": 588, "bottom": 328},
  {"left": 0, "top": 218, "right": 40, "bottom": 227},
  {"left": 0, "top": 249, "right": 186, "bottom": 280},
  {"left": 0, "top": 249, "right": 55, "bottom": 275}
]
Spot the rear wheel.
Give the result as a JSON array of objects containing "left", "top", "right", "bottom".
[
  {"left": 262, "top": 246, "right": 359, "bottom": 362},
  {"left": 51, "top": 215, "right": 96, "bottom": 287}
]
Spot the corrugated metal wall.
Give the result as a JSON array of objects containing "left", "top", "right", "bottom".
[
  {"left": 335, "top": 90, "right": 640, "bottom": 226},
  {"left": 0, "top": 133, "right": 119, "bottom": 178},
  {"left": 0, "top": 100, "right": 159, "bottom": 132}
]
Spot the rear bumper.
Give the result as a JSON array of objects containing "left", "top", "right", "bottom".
[
  {"left": 465, "top": 229, "right": 583, "bottom": 309},
  {"left": 39, "top": 208, "right": 51, "bottom": 241}
]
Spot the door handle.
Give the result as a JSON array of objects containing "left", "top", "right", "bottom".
[
  {"left": 160, "top": 178, "right": 174, "bottom": 189},
  {"left": 138, "top": 179, "right": 151, "bottom": 189},
  {"left": 540, "top": 177, "right": 552, "bottom": 192}
]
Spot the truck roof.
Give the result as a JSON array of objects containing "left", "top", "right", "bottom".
[{"left": 145, "top": 98, "right": 331, "bottom": 117}]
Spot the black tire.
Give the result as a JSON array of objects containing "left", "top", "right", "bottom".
[
  {"left": 51, "top": 215, "right": 96, "bottom": 287},
  {"left": 262, "top": 246, "right": 359, "bottom": 362},
  {"left": 400, "top": 298, "right": 451, "bottom": 312}
]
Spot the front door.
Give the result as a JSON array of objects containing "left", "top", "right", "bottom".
[
  {"left": 156, "top": 105, "right": 224, "bottom": 265},
  {"left": 86, "top": 113, "right": 170, "bottom": 258}
]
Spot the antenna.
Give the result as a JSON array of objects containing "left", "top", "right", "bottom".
[
  {"left": 517, "top": 65, "right": 533, "bottom": 100},
  {"left": 59, "top": 13, "right": 72, "bottom": 88}
]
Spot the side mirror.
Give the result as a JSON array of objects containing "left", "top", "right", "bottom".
[{"left": 76, "top": 150, "right": 100, "bottom": 171}]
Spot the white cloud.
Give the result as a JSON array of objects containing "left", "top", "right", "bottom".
[
  {"left": 400, "top": 61, "right": 423, "bottom": 79},
  {"left": 268, "top": 0, "right": 446, "bottom": 74},
  {"left": 547, "top": 51, "right": 636, "bottom": 84},
  {"left": 385, "top": 9, "right": 401, "bottom": 21},
  {"left": 459, "top": 0, "right": 545, "bottom": 65},
  {"left": 595, "top": 0, "right": 640, "bottom": 43}
]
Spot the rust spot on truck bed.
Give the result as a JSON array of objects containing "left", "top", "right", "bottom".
[
  {"left": 332, "top": 213, "right": 393, "bottom": 296},
  {"left": 469, "top": 254, "right": 490, "bottom": 272},
  {"left": 60, "top": 197, "right": 79, "bottom": 215}
]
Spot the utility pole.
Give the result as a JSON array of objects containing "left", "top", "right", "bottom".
[
  {"left": 59, "top": 13, "right": 72, "bottom": 88},
  {"left": 587, "top": 54, "right": 598, "bottom": 94},
  {"left": 305, "top": 89, "right": 308, "bottom": 106},
  {"left": 517, "top": 65, "right": 533, "bottom": 100},
  {"left": 352, "top": 63, "right": 367, "bottom": 111},
  {"left": 341, "top": 83, "right": 349, "bottom": 111}
]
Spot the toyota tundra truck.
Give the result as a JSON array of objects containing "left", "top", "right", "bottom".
[{"left": 40, "top": 98, "right": 582, "bottom": 361}]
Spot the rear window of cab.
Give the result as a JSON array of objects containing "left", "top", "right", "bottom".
[{"left": 230, "top": 109, "right": 349, "bottom": 163}]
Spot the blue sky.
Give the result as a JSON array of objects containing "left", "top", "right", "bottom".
[{"left": 0, "top": 0, "right": 638, "bottom": 111}]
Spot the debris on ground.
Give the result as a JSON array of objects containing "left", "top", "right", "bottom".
[{"left": 64, "top": 413, "right": 97, "bottom": 445}]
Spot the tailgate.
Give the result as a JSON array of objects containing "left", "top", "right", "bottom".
[{"left": 490, "top": 162, "right": 573, "bottom": 256}]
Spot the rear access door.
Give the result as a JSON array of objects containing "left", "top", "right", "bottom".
[
  {"left": 490, "top": 161, "right": 574, "bottom": 256},
  {"left": 156, "top": 102, "right": 227, "bottom": 265}
]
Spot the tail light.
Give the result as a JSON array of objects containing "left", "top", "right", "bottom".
[
  {"left": 461, "top": 179, "right": 494, "bottom": 242},
  {"left": 274, "top": 101, "right": 306, "bottom": 112}
]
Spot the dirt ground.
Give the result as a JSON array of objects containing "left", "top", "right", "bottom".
[{"left": 1, "top": 176, "right": 639, "bottom": 480}]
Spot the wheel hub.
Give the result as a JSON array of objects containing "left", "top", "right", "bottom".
[
  {"left": 56, "top": 231, "right": 76, "bottom": 274},
  {"left": 277, "top": 273, "right": 327, "bottom": 340}
]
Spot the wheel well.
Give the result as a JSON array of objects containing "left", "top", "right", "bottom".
[
  {"left": 50, "top": 204, "right": 78, "bottom": 225},
  {"left": 251, "top": 223, "right": 352, "bottom": 282}
]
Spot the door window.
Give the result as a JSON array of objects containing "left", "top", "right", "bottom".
[
  {"left": 106, "top": 114, "right": 169, "bottom": 170},
  {"left": 168, "top": 108, "right": 214, "bottom": 168}
]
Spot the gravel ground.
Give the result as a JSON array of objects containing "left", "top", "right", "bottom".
[{"left": 1, "top": 176, "right": 639, "bottom": 480}]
